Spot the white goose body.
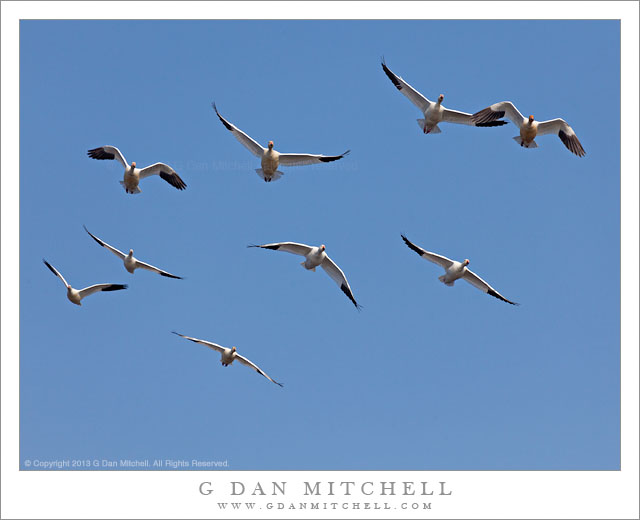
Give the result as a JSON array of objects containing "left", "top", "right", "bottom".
[
  {"left": 302, "top": 246, "right": 327, "bottom": 271},
  {"left": 440, "top": 260, "right": 468, "bottom": 286},
  {"left": 123, "top": 164, "right": 141, "bottom": 194},
  {"left": 261, "top": 146, "right": 280, "bottom": 176},
  {"left": 66, "top": 287, "right": 83, "bottom": 305},
  {"left": 220, "top": 347, "right": 237, "bottom": 366},
  {"left": 124, "top": 251, "right": 137, "bottom": 274},
  {"left": 422, "top": 99, "right": 446, "bottom": 132}
]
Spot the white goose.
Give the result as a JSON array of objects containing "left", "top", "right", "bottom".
[
  {"left": 381, "top": 59, "right": 508, "bottom": 134},
  {"left": 84, "top": 226, "right": 182, "bottom": 279},
  {"left": 212, "top": 103, "right": 350, "bottom": 182},
  {"left": 401, "top": 235, "right": 518, "bottom": 305},
  {"left": 172, "top": 332, "right": 283, "bottom": 387},
  {"left": 43, "top": 259, "right": 127, "bottom": 306},
  {"left": 249, "top": 242, "right": 361, "bottom": 309},
  {"left": 470, "top": 102, "right": 585, "bottom": 156},
  {"left": 87, "top": 146, "right": 187, "bottom": 193}
]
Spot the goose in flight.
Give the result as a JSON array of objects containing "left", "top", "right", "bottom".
[
  {"left": 84, "top": 226, "right": 182, "bottom": 279},
  {"left": 470, "top": 102, "right": 585, "bottom": 156},
  {"left": 172, "top": 332, "right": 283, "bottom": 387},
  {"left": 400, "top": 235, "right": 518, "bottom": 305},
  {"left": 381, "top": 59, "right": 508, "bottom": 134},
  {"left": 87, "top": 146, "right": 187, "bottom": 193},
  {"left": 43, "top": 259, "right": 127, "bottom": 306},
  {"left": 248, "top": 242, "right": 361, "bottom": 309},
  {"left": 212, "top": 103, "right": 350, "bottom": 182}
]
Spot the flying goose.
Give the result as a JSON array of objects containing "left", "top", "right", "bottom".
[
  {"left": 248, "top": 242, "right": 361, "bottom": 309},
  {"left": 43, "top": 259, "right": 127, "bottom": 306},
  {"left": 212, "top": 103, "right": 350, "bottom": 182},
  {"left": 400, "top": 235, "right": 518, "bottom": 305},
  {"left": 381, "top": 59, "right": 508, "bottom": 134},
  {"left": 470, "top": 101, "right": 585, "bottom": 156},
  {"left": 87, "top": 146, "right": 187, "bottom": 193},
  {"left": 84, "top": 226, "right": 182, "bottom": 279},
  {"left": 172, "top": 332, "right": 283, "bottom": 387}
]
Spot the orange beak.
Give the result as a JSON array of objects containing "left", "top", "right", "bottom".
[{"left": 131, "top": 161, "right": 136, "bottom": 167}]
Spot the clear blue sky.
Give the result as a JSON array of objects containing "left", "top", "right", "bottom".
[{"left": 19, "top": 20, "right": 620, "bottom": 470}]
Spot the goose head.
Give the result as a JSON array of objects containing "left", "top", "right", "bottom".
[
  {"left": 320, "top": 244, "right": 326, "bottom": 252},
  {"left": 231, "top": 346, "right": 237, "bottom": 353},
  {"left": 130, "top": 161, "right": 136, "bottom": 170},
  {"left": 528, "top": 115, "right": 534, "bottom": 124},
  {"left": 268, "top": 140, "right": 274, "bottom": 150},
  {"left": 128, "top": 249, "right": 134, "bottom": 257},
  {"left": 437, "top": 94, "right": 444, "bottom": 104},
  {"left": 463, "top": 259, "right": 470, "bottom": 266}
]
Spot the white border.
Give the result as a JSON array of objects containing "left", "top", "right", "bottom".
[{"left": 2, "top": 2, "right": 638, "bottom": 519}]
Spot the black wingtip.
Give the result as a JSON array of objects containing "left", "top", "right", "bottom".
[
  {"left": 43, "top": 258, "right": 56, "bottom": 274},
  {"left": 102, "top": 284, "right": 128, "bottom": 292},
  {"left": 212, "top": 102, "right": 234, "bottom": 132},
  {"left": 160, "top": 272, "right": 183, "bottom": 279},
  {"left": 159, "top": 171, "right": 187, "bottom": 190},
  {"left": 471, "top": 108, "right": 505, "bottom": 125},
  {"left": 83, "top": 225, "right": 103, "bottom": 245},
  {"left": 340, "top": 283, "right": 361, "bottom": 310},
  {"left": 487, "top": 288, "right": 518, "bottom": 306},
  {"left": 400, "top": 234, "right": 420, "bottom": 253},
  {"left": 475, "top": 120, "right": 509, "bottom": 127},
  {"left": 381, "top": 60, "right": 402, "bottom": 90},
  {"left": 87, "top": 147, "right": 115, "bottom": 161},
  {"left": 559, "top": 129, "right": 586, "bottom": 157}
]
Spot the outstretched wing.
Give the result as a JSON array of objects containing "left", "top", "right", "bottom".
[
  {"left": 248, "top": 242, "right": 314, "bottom": 257},
  {"left": 536, "top": 118, "right": 585, "bottom": 157},
  {"left": 77, "top": 283, "right": 127, "bottom": 300},
  {"left": 138, "top": 163, "right": 187, "bottom": 190},
  {"left": 400, "top": 235, "right": 454, "bottom": 270},
  {"left": 461, "top": 270, "right": 518, "bottom": 305},
  {"left": 234, "top": 353, "right": 283, "bottom": 387},
  {"left": 441, "top": 107, "right": 474, "bottom": 125},
  {"left": 172, "top": 332, "right": 226, "bottom": 353},
  {"left": 320, "top": 256, "right": 361, "bottom": 309},
  {"left": 442, "top": 107, "right": 508, "bottom": 127},
  {"left": 43, "top": 259, "right": 69, "bottom": 288},
  {"left": 87, "top": 146, "right": 128, "bottom": 168},
  {"left": 381, "top": 59, "right": 431, "bottom": 112},
  {"left": 83, "top": 226, "right": 126, "bottom": 260},
  {"left": 278, "top": 150, "right": 350, "bottom": 167},
  {"left": 212, "top": 103, "right": 265, "bottom": 158},
  {"left": 135, "top": 259, "right": 182, "bottom": 279},
  {"left": 471, "top": 101, "right": 526, "bottom": 127}
]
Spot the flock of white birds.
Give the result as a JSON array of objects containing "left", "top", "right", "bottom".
[{"left": 43, "top": 59, "right": 585, "bottom": 387}]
